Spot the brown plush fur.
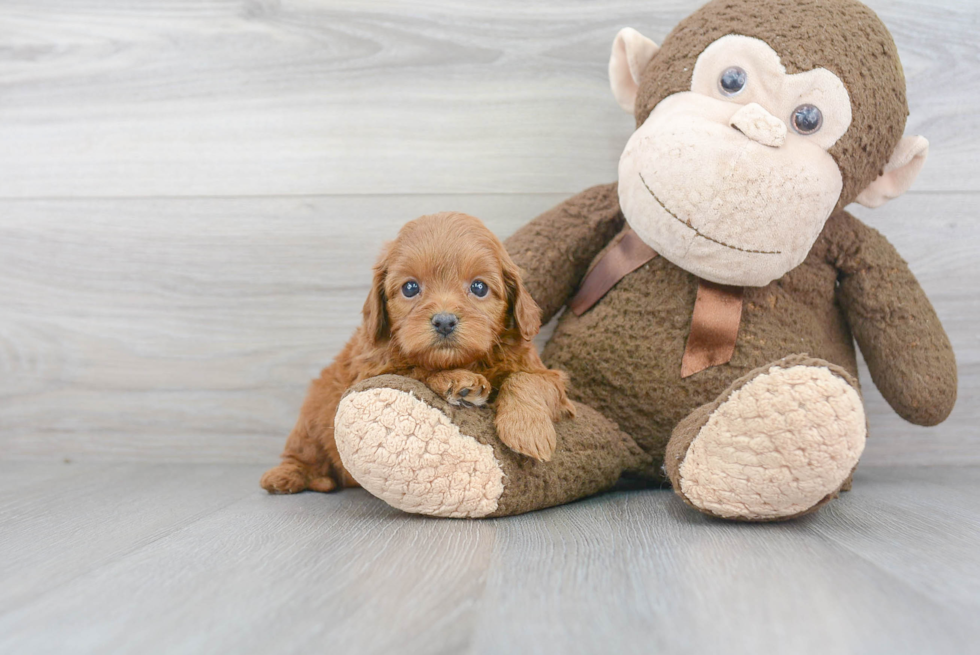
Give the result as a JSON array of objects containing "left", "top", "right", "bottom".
[
  {"left": 514, "top": 183, "right": 955, "bottom": 478},
  {"left": 501, "top": 0, "right": 956, "bottom": 480},
  {"left": 261, "top": 212, "right": 574, "bottom": 494}
]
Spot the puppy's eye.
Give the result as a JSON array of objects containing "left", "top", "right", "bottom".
[
  {"left": 719, "top": 66, "right": 747, "bottom": 96},
  {"left": 401, "top": 281, "right": 420, "bottom": 298},
  {"left": 469, "top": 280, "right": 489, "bottom": 298}
]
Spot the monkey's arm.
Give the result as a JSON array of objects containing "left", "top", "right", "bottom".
[
  {"left": 831, "top": 212, "right": 957, "bottom": 426},
  {"left": 504, "top": 182, "right": 624, "bottom": 323}
]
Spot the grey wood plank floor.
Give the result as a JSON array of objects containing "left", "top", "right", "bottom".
[{"left": 0, "top": 462, "right": 977, "bottom": 655}]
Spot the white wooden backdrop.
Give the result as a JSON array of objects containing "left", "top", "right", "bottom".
[{"left": 1, "top": 0, "right": 977, "bottom": 466}]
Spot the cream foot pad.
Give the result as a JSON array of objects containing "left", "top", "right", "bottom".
[
  {"left": 678, "top": 365, "right": 866, "bottom": 520},
  {"left": 335, "top": 388, "right": 505, "bottom": 518}
]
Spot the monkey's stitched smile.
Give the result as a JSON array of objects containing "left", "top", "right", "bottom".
[{"left": 638, "top": 172, "right": 782, "bottom": 255}]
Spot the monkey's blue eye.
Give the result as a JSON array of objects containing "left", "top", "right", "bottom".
[
  {"left": 470, "top": 280, "right": 488, "bottom": 297},
  {"left": 791, "top": 104, "right": 823, "bottom": 135},
  {"left": 401, "top": 281, "right": 420, "bottom": 298},
  {"left": 719, "top": 67, "right": 747, "bottom": 96}
]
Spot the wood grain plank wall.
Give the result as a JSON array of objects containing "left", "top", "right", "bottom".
[
  {"left": 0, "top": 0, "right": 976, "bottom": 197},
  {"left": 0, "top": 0, "right": 977, "bottom": 465}
]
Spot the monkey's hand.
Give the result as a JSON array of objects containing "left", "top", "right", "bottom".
[{"left": 835, "top": 213, "right": 956, "bottom": 426}]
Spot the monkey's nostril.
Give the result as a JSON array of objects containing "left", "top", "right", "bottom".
[{"left": 431, "top": 313, "right": 459, "bottom": 337}]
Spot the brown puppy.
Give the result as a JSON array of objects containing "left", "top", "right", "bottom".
[{"left": 261, "top": 211, "right": 575, "bottom": 494}]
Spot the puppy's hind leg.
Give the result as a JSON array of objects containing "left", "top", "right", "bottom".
[
  {"left": 261, "top": 404, "right": 358, "bottom": 494},
  {"left": 262, "top": 367, "right": 362, "bottom": 494},
  {"left": 260, "top": 418, "right": 320, "bottom": 494}
]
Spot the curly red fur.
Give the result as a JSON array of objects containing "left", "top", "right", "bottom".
[{"left": 260, "top": 212, "right": 574, "bottom": 494}]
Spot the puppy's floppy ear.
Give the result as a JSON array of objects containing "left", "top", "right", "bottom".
[
  {"left": 362, "top": 245, "right": 391, "bottom": 344},
  {"left": 500, "top": 249, "right": 541, "bottom": 341}
]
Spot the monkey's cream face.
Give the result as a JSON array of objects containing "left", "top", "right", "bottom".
[{"left": 618, "top": 35, "right": 852, "bottom": 287}]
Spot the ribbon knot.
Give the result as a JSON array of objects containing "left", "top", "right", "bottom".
[{"left": 569, "top": 229, "right": 744, "bottom": 378}]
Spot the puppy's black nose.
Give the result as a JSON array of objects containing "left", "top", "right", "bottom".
[{"left": 432, "top": 313, "right": 458, "bottom": 337}]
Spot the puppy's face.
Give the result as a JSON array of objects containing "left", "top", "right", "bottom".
[{"left": 363, "top": 212, "right": 540, "bottom": 370}]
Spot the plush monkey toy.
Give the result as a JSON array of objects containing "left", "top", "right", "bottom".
[{"left": 332, "top": 0, "right": 957, "bottom": 521}]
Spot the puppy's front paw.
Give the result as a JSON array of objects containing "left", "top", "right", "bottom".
[
  {"left": 495, "top": 410, "right": 557, "bottom": 462},
  {"left": 426, "top": 369, "right": 491, "bottom": 407}
]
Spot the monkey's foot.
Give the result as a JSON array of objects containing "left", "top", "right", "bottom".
[
  {"left": 665, "top": 356, "right": 866, "bottom": 521},
  {"left": 334, "top": 381, "right": 504, "bottom": 518},
  {"left": 334, "top": 375, "right": 646, "bottom": 518}
]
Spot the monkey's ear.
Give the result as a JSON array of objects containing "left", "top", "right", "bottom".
[
  {"left": 856, "top": 136, "right": 929, "bottom": 208},
  {"left": 361, "top": 246, "right": 391, "bottom": 344},
  {"left": 609, "top": 27, "right": 660, "bottom": 113}
]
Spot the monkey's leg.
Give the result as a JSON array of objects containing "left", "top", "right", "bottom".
[
  {"left": 333, "top": 375, "right": 649, "bottom": 518},
  {"left": 664, "top": 355, "right": 866, "bottom": 521}
]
